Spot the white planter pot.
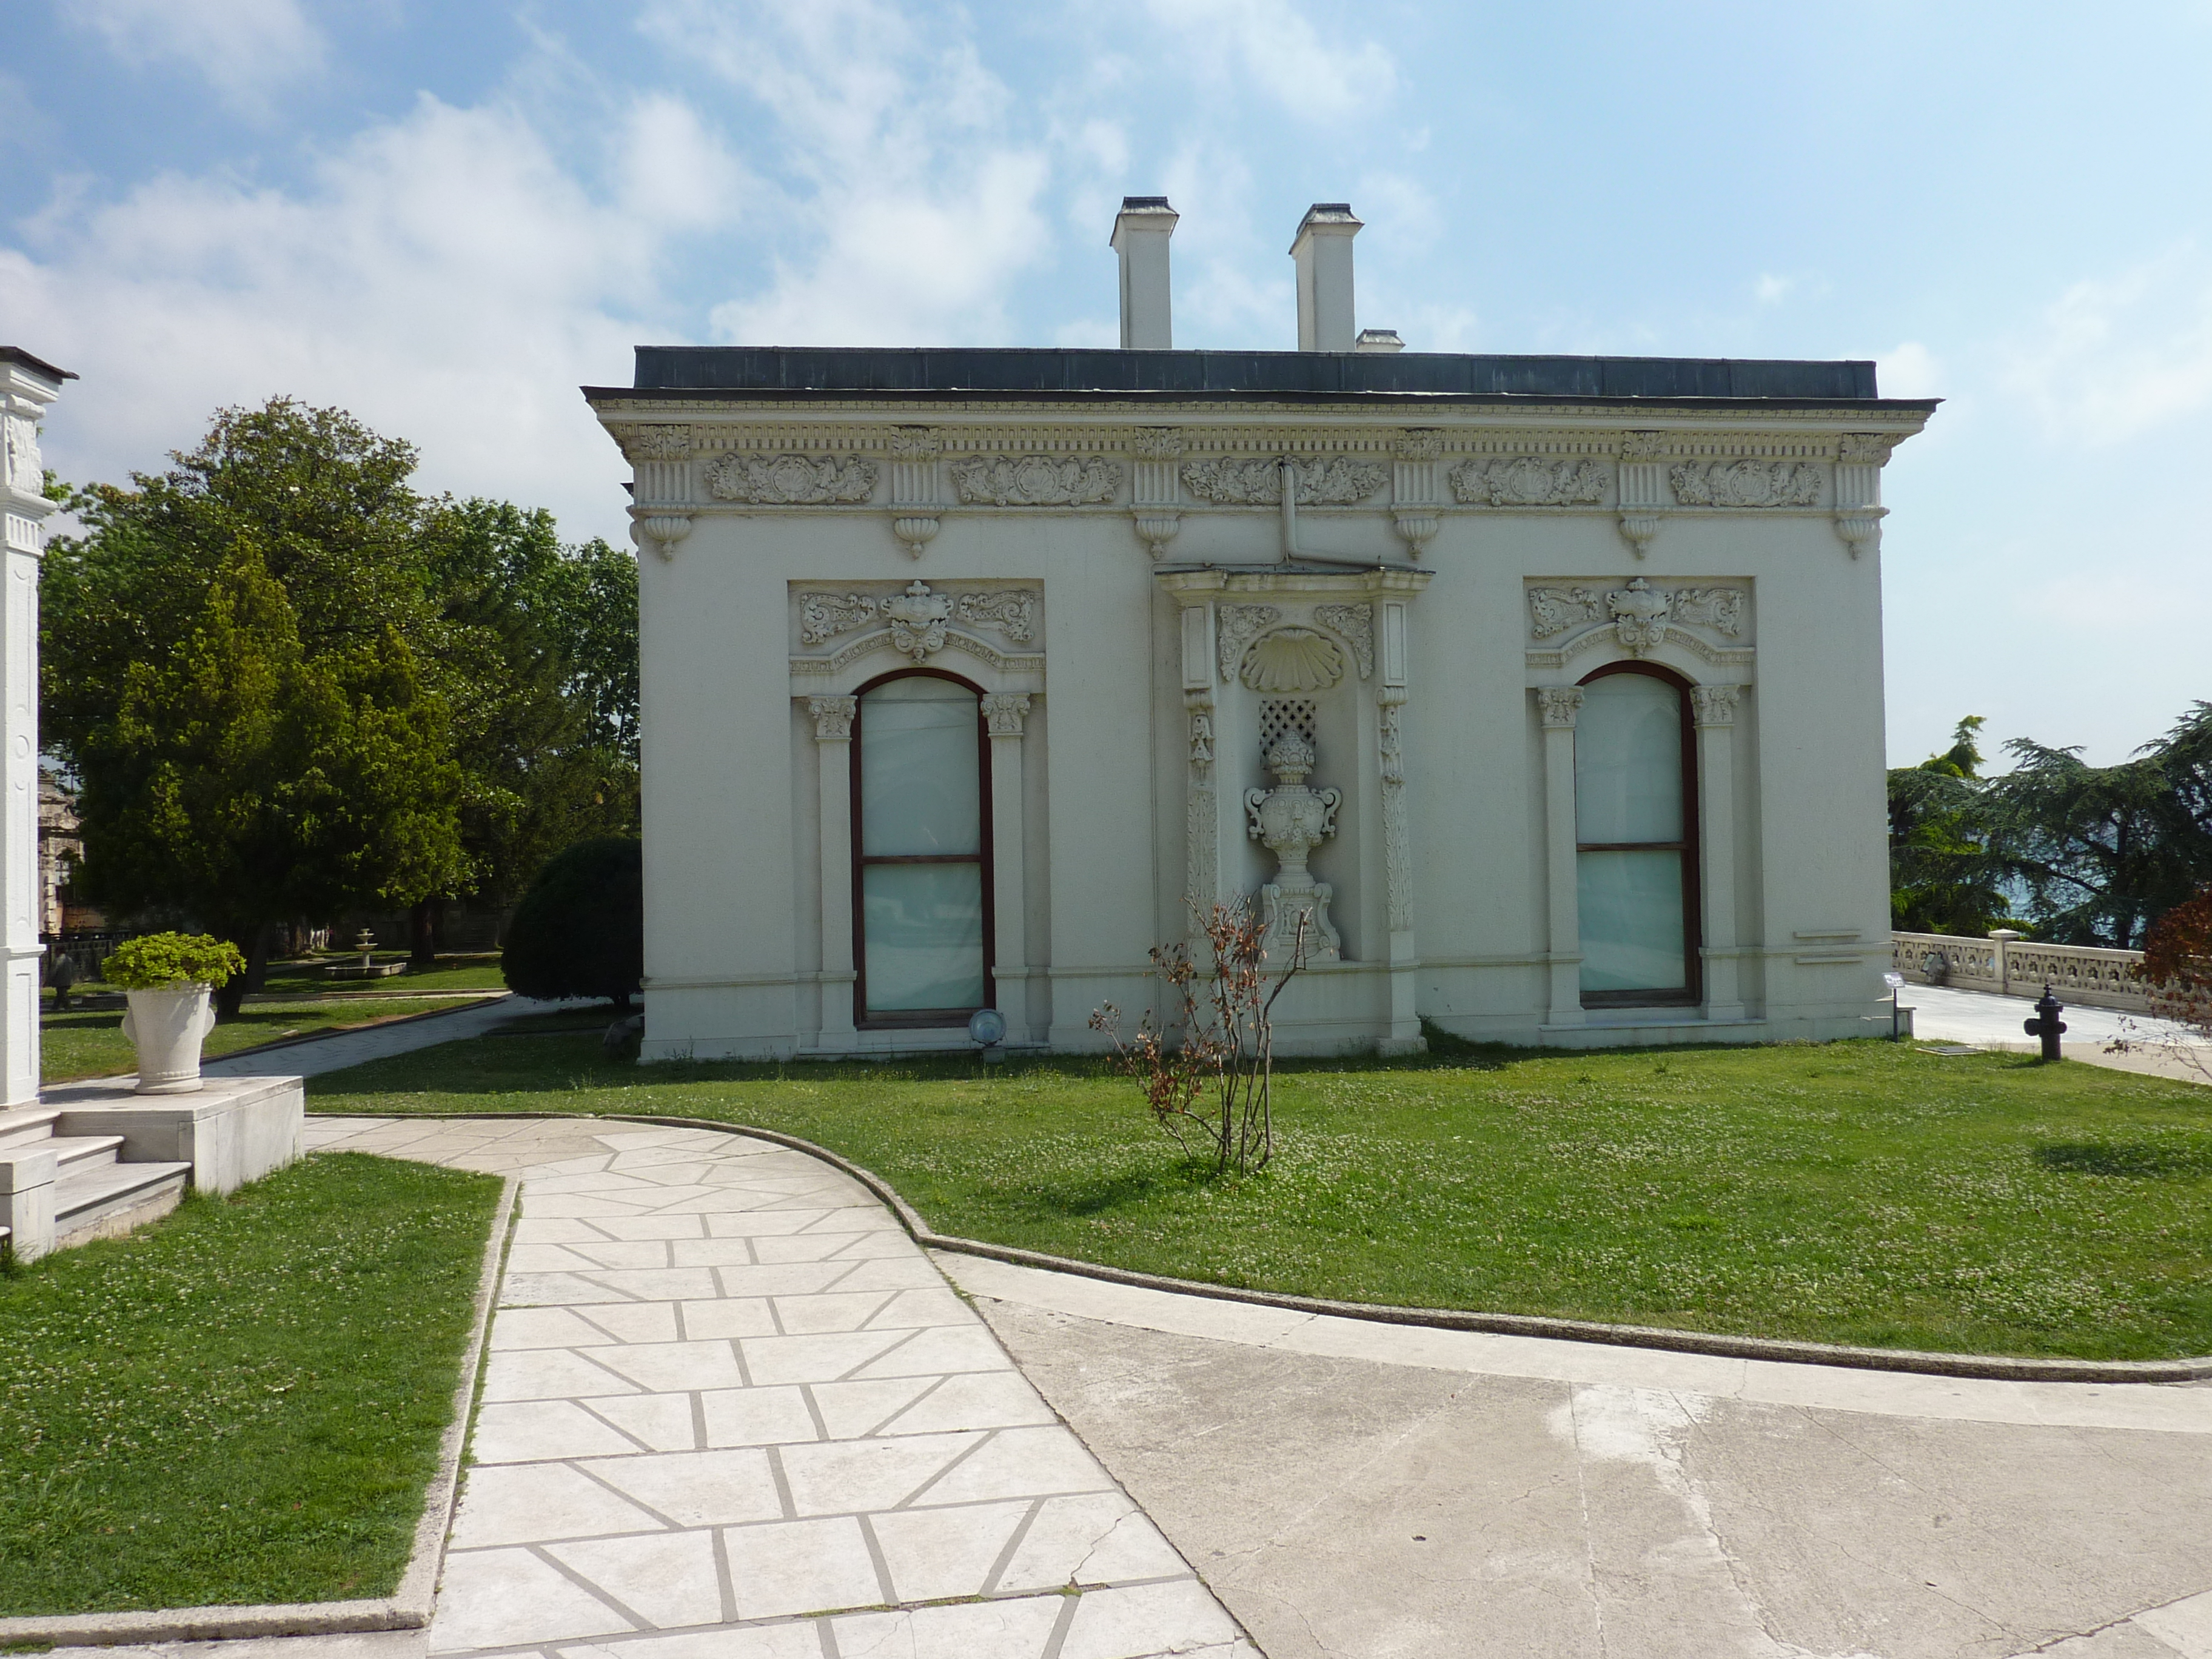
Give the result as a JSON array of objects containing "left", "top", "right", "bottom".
[{"left": 121, "top": 984, "right": 218, "bottom": 1094}]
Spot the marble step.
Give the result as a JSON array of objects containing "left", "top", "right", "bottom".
[
  {"left": 55, "top": 1159, "right": 190, "bottom": 1244},
  {"left": 0, "top": 1106, "right": 61, "bottom": 1151},
  {"left": 47, "top": 1133, "right": 124, "bottom": 1175}
]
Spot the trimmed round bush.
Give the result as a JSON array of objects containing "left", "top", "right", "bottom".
[
  {"left": 102, "top": 932, "right": 247, "bottom": 990},
  {"left": 501, "top": 837, "right": 644, "bottom": 1008}
]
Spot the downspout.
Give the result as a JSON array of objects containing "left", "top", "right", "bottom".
[{"left": 1278, "top": 457, "right": 1396, "bottom": 569}]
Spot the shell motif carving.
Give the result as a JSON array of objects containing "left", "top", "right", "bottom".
[
  {"left": 705, "top": 453, "right": 878, "bottom": 504},
  {"left": 1239, "top": 628, "right": 1347, "bottom": 693}
]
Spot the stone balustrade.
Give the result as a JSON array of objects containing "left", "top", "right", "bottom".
[{"left": 1890, "top": 930, "right": 2151, "bottom": 1011}]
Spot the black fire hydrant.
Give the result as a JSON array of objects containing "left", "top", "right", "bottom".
[{"left": 2024, "top": 983, "right": 2067, "bottom": 1062}]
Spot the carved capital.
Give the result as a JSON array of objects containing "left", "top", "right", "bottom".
[
  {"left": 888, "top": 426, "right": 940, "bottom": 459},
  {"left": 611, "top": 423, "right": 692, "bottom": 463},
  {"left": 980, "top": 692, "right": 1031, "bottom": 737},
  {"left": 808, "top": 696, "right": 858, "bottom": 740},
  {"left": 1837, "top": 433, "right": 1900, "bottom": 466},
  {"left": 1691, "top": 685, "right": 1741, "bottom": 727},
  {"left": 1620, "top": 431, "right": 1668, "bottom": 462},
  {"left": 1536, "top": 686, "right": 1584, "bottom": 729},
  {"left": 1395, "top": 428, "right": 1442, "bottom": 462},
  {"left": 1134, "top": 427, "right": 1185, "bottom": 460}
]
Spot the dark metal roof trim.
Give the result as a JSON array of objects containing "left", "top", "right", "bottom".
[
  {"left": 617, "top": 345, "right": 1905, "bottom": 403},
  {"left": 0, "top": 346, "right": 77, "bottom": 383}
]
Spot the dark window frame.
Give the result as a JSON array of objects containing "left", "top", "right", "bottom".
[
  {"left": 849, "top": 667, "right": 996, "bottom": 1029},
  {"left": 1575, "top": 661, "right": 1703, "bottom": 1008}
]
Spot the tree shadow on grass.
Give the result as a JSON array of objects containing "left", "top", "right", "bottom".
[{"left": 2033, "top": 1141, "right": 2212, "bottom": 1180}]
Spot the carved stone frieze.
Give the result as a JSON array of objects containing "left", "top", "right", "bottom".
[
  {"left": 948, "top": 454, "right": 1120, "bottom": 506},
  {"left": 954, "top": 589, "right": 1037, "bottom": 643},
  {"left": 1395, "top": 429, "right": 1443, "bottom": 462},
  {"left": 887, "top": 427, "right": 940, "bottom": 458},
  {"left": 1312, "top": 603, "right": 1375, "bottom": 679},
  {"left": 1181, "top": 455, "right": 1387, "bottom": 506},
  {"left": 790, "top": 580, "right": 1043, "bottom": 667},
  {"left": 1450, "top": 457, "right": 1607, "bottom": 507},
  {"left": 1669, "top": 459, "right": 1822, "bottom": 508},
  {"left": 1837, "top": 433, "right": 1900, "bottom": 466},
  {"left": 705, "top": 452, "right": 877, "bottom": 504},
  {"left": 1216, "top": 604, "right": 1281, "bottom": 682},
  {"left": 1527, "top": 578, "right": 1747, "bottom": 654},
  {"left": 798, "top": 592, "right": 879, "bottom": 646},
  {"left": 882, "top": 580, "right": 953, "bottom": 661},
  {"left": 1620, "top": 431, "right": 1669, "bottom": 462}
]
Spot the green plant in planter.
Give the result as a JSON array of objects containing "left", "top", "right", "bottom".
[{"left": 101, "top": 933, "right": 247, "bottom": 991}]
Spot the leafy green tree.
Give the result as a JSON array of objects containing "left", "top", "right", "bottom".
[
  {"left": 42, "top": 400, "right": 471, "bottom": 1008},
  {"left": 411, "top": 500, "right": 638, "bottom": 960},
  {"left": 1983, "top": 704, "right": 2212, "bottom": 947},
  {"left": 1887, "top": 717, "right": 2017, "bottom": 934}
]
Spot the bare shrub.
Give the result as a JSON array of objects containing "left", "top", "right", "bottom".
[
  {"left": 1089, "top": 900, "right": 1307, "bottom": 1176},
  {"left": 2109, "top": 888, "right": 2212, "bottom": 1083}
]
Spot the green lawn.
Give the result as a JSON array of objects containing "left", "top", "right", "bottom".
[
  {"left": 42, "top": 999, "right": 486, "bottom": 1084},
  {"left": 307, "top": 1033, "right": 2212, "bottom": 1362},
  {"left": 258, "top": 952, "right": 508, "bottom": 994},
  {"left": 0, "top": 1153, "right": 501, "bottom": 1617}
]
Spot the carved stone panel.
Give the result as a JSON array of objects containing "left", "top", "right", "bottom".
[
  {"left": 789, "top": 580, "right": 1044, "bottom": 671},
  {"left": 948, "top": 454, "right": 1120, "bottom": 506},
  {"left": 1524, "top": 577, "right": 1752, "bottom": 666},
  {"left": 1450, "top": 457, "right": 1607, "bottom": 507},
  {"left": 1312, "top": 603, "right": 1374, "bottom": 679},
  {"left": 1239, "top": 629, "right": 1347, "bottom": 693},
  {"left": 705, "top": 453, "right": 877, "bottom": 504},
  {"left": 1669, "top": 460, "right": 1822, "bottom": 508},
  {"left": 1181, "top": 455, "right": 1387, "bottom": 506}
]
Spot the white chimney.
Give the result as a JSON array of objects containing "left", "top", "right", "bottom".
[
  {"left": 1290, "top": 202, "right": 1361, "bottom": 352},
  {"left": 1355, "top": 328, "right": 1404, "bottom": 354},
  {"left": 1111, "top": 196, "right": 1178, "bottom": 350}
]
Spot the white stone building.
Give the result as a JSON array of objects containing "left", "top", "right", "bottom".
[{"left": 587, "top": 201, "right": 1932, "bottom": 1061}]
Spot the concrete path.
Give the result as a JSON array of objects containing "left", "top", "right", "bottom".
[
  {"left": 943, "top": 1253, "right": 2212, "bottom": 1659},
  {"left": 1906, "top": 985, "right": 2209, "bottom": 1084},
  {"left": 199, "top": 995, "right": 597, "bottom": 1081},
  {"left": 290, "top": 1115, "right": 1252, "bottom": 1659}
]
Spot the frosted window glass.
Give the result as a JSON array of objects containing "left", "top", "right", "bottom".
[
  {"left": 862, "top": 863, "right": 985, "bottom": 1010},
  {"left": 1578, "top": 851, "right": 1687, "bottom": 992},
  {"left": 1575, "top": 675, "right": 1682, "bottom": 844},
  {"left": 860, "top": 678, "right": 980, "bottom": 856}
]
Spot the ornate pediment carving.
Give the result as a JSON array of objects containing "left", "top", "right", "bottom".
[
  {"left": 948, "top": 454, "right": 1121, "bottom": 506},
  {"left": 790, "top": 580, "right": 1044, "bottom": 668},
  {"left": 1450, "top": 455, "right": 1607, "bottom": 507},
  {"left": 1311, "top": 603, "right": 1374, "bottom": 679},
  {"left": 1181, "top": 455, "right": 1386, "bottom": 506},
  {"left": 955, "top": 589, "right": 1037, "bottom": 643},
  {"left": 1215, "top": 604, "right": 1281, "bottom": 682},
  {"left": 705, "top": 452, "right": 877, "bottom": 504},
  {"left": 1669, "top": 459, "right": 1821, "bottom": 508},
  {"left": 1524, "top": 577, "right": 1752, "bottom": 667}
]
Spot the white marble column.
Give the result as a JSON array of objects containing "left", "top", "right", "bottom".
[
  {"left": 1376, "top": 595, "right": 1420, "bottom": 1053},
  {"left": 2, "top": 350, "right": 68, "bottom": 1108},
  {"left": 1178, "top": 600, "right": 1218, "bottom": 948},
  {"left": 1537, "top": 685, "right": 1585, "bottom": 1028},
  {"left": 980, "top": 694, "right": 1030, "bottom": 1036},
  {"left": 807, "top": 697, "right": 859, "bottom": 1049},
  {"left": 1693, "top": 685, "right": 1746, "bottom": 1022}
]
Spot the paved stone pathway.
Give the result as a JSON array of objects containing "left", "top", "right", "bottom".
[
  {"left": 1907, "top": 984, "right": 2208, "bottom": 1083},
  {"left": 307, "top": 1115, "right": 1253, "bottom": 1659},
  {"left": 201, "top": 996, "right": 597, "bottom": 1082}
]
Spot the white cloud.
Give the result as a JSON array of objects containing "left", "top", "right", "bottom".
[
  {"left": 1754, "top": 272, "right": 1792, "bottom": 305},
  {"left": 646, "top": 0, "right": 1055, "bottom": 346},
  {"left": 0, "top": 92, "right": 736, "bottom": 543},
  {"left": 1878, "top": 340, "right": 1942, "bottom": 399},
  {"left": 1141, "top": 0, "right": 1398, "bottom": 119},
  {"left": 2004, "top": 247, "right": 2212, "bottom": 444},
  {"left": 64, "top": 0, "right": 324, "bottom": 113}
]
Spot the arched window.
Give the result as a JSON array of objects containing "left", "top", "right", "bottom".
[
  {"left": 1575, "top": 665, "right": 1700, "bottom": 1005},
  {"left": 853, "top": 672, "right": 993, "bottom": 1025}
]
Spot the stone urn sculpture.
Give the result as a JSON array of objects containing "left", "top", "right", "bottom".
[
  {"left": 1244, "top": 731, "right": 1342, "bottom": 962},
  {"left": 101, "top": 932, "right": 246, "bottom": 1095}
]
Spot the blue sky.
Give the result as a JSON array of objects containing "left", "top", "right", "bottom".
[{"left": 5, "top": 1, "right": 2208, "bottom": 766}]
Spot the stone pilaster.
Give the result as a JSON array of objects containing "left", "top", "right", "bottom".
[
  {"left": 807, "top": 696, "right": 859, "bottom": 1048},
  {"left": 616, "top": 424, "right": 694, "bottom": 559},
  {"left": 1390, "top": 429, "right": 1440, "bottom": 557},
  {"left": 980, "top": 694, "right": 1031, "bottom": 1035},
  {"left": 2, "top": 349, "right": 68, "bottom": 1108},
  {"left": 1131, "top": 427, "right": 1182, "bottom": 558},
  {"left": 1834, "top": 433, "right": 1895, "bottom": 558},
  {"left": 1692, "top": 685, "right": 1746, "bottom": 1022},
  {"left": 888, "top": 427, "right": 940, "bottom": 559},
  {"left": 1537, "top": 685, "right": 1586, "bottom": 1027},
  {"left": 1617, "top": 430, "right": 1667, "bottom": 558}
]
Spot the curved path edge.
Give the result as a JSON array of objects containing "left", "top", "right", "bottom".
[{"left": 576, "top": 1111, "right": 2212, "bottom": 1387}]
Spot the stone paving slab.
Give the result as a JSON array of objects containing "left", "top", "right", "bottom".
[{"left": 305, "top": 1116, "right": 1255, "bottom": 1659}]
